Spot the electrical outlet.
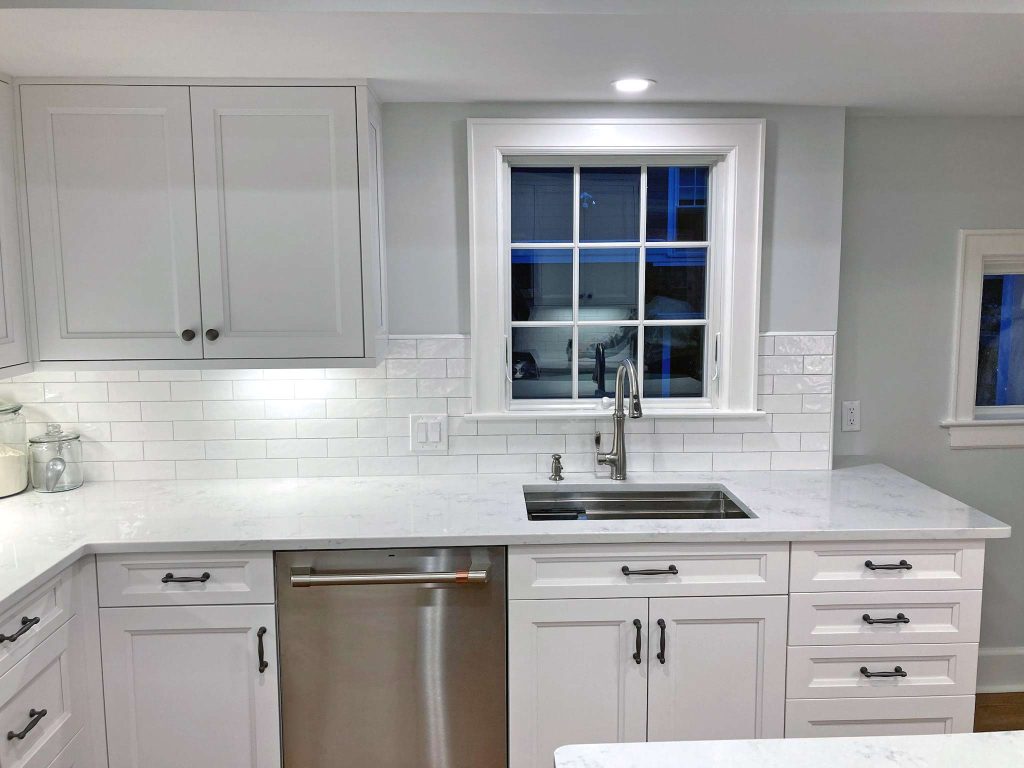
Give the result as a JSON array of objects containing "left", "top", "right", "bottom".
[
  {"left": 841, "top": 400, "right": 861, "bottom": 432},
  {"left": 409, "top": 414, "right": 448, "bottom": 453}
]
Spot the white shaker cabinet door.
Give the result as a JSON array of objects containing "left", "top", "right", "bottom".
[
  {"left": 190, "top": 86, "right": 365, "bottom": 359},
  {"left": 100, "top": 604, "right": 281, "bottom": 768},
  {"left": 508, "top": 598, "right": 649, "bottom": 768},
  {"left": 0, "top": 81, "right": 28, "bottom": 370},
  {"left": 20, "top": 85, "right": 202, "bottom": 360},
  {"left": 647, "top": 595, "right": 788, "bottom": 742}
]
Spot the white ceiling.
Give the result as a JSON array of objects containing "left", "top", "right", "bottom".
[{"left": 1, "top": 2, "right": 1023, "bottom": 114}]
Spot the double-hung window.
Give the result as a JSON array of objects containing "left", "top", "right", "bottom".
[{"left": 467, "top": 118, "right": 765, "bottom": 419}]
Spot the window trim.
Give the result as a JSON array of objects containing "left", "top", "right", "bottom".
[
  {"left": 467, "top": 117, "right": 766, "bottom": 419},
  {"left": 943, "top": 229, "right": 1024, "bottom": 448}
]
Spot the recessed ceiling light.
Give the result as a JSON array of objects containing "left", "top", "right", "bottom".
[{"left": 613, "top": 78, "right": 655, "bottom": 94}]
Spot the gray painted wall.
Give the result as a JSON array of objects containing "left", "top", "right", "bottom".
[
  {"left": 835, "top": 116, "right": 1024, "bottom": 652},
  {"left": 381, "top": 102, "right": 846, "bottom": 335}
]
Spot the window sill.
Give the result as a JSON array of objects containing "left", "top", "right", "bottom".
[
  {"left": 467, "top": 408, "right": 767, "bottom": 422},
  {"left": 940, "top": 419, "right": 1024, "bottom": 449}
]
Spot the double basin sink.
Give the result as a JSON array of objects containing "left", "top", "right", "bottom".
[{"left": 524, "top": 485, "right": 754, "bottom": 521}]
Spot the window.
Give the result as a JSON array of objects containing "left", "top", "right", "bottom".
[
  {"left": 509, "top": 164, "right": 710, "bottom": 403},
  {"left": 467, "top": 118, "right": 765, "bottom": 418},
  {"left": 946, "top": 230, "right": 1024, "bottom": 447}
]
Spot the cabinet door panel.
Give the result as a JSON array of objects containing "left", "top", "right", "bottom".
[
  {"left": 100, "top": 604, "right": 280, "bottom": 768},
  {"left": 190, "top": 86, "right": 364, "bottom": 359},
  {"left": 508, "top": 598, "right": 648, "bottom": 768},
  {"left": 0, "top": 81, "right": 28, "bottom": 370},
  {"left": 647, "top": 595, "right": 787, "bottom": 741},
  {"left": 20, "top": 85, "right": 201, "bottom": 360}
]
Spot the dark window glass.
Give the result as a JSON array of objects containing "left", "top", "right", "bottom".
[
  {"left": 976, "top": 274, "right": 1024, "bottom": 406},
  {"left": 510, "top": 248, "right": 573, "bottom": 322},
  {"left": 579, "top": 167, "right": 641, "bottom": 242},
  {"left": 579, "top": 248, "right": 639, "bottom": 321},
  {"left": 577, "top": 326, "right": 639, "bottom": 399},
  {"left": 647, "top": 166, "right": 709, "bottom": 242},
  {"left": 511, "top": 168, "right": 573, "bottom": 243},
  {"left": 645, "top": 248, "right": 706, "bottom": 320},
  {"left": 511, "top": 326, "right": 573, "bottom": 399},
  {"left": 643, "top": 326, "right": 704, "bottom": 398}
]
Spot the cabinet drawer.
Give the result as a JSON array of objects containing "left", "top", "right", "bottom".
[
  {"left": 43, "top": 730, "right": 88, "bottom": 768},
  {"left": 0, "top": 619, "right": 84, "bottom": 768},
  {"left": 786, "top": 643, "right": 977, "bottom": 699},
  {"left": 790, "top": 541, "right": 984, "bottom": 592},
  {"left": 0, "top": 575, "right": 73, "bottom": 679},
  {"left": 785, "top": 695, "right": 975, "bottom": 737},
  {"left": 97, "top": 551, "right": 274, "bottom": 607},
  {"left": 508, "top": 543, "right": 789, "bottom": 599},
  {"left": 788, "top": 590, "right": 982, "bottom": 646}
]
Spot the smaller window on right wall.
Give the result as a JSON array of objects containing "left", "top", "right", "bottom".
[{"left": 946, "top": 230, "right": 1024, "bottom": 447}]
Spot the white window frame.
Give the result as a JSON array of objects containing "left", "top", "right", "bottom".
[
  {"left": 467, "top": 118, "right": 766, "bottom": 419},
  {"left": 944, "top": 229, "right": 1024, "bottom": 448}
]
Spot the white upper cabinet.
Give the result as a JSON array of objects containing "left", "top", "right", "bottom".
[
  {"left": 190, "top": 86, "right": 367, "bottom": 360},
  {"left": 0, "top": 79, "right": 29, "bottom": 370},
  {"left": 20, "top": 85, "right": 203, "bottom": 361}
]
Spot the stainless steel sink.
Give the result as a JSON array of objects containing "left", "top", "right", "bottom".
[{"left": 524, "top": 484, "right": 754, "bottom": 521}]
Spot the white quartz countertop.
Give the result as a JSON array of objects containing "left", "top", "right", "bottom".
[
  {"left": 0, "top": 464, "right": 1008, "bottom": 610},
  {"left": 554, "top": 730, "right": 1024, "bottom": 767}
]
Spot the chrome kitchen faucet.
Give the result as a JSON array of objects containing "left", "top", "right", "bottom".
[{"left": 596, "top": 359, "right": 643, "bottom": 480}]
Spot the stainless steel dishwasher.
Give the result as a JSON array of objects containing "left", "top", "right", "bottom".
[{"left": 275, "top": 547, "right": 507, "bottom": 767}]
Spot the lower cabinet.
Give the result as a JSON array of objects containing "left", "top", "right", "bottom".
[
  {"left": 508, "top": 595, "right": 787, "bottom": 768},
  {"left": 100, "top": 604, "right": 280, "bottom": 768}
]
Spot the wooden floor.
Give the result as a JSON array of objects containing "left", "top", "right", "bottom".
[{"left": 975, "top": 693, "right": 1024, "bottom": 732}]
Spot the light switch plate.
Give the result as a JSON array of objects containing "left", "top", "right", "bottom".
[{"left": 409, "top": 414, "right": 448, "bottom": 453}]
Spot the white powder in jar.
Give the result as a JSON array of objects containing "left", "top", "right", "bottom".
[{"left": 0, "top": 444, "right": 28, "bottom": 497}]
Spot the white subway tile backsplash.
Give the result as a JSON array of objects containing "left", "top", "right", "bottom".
[{"left": 9, "top": 333, "right": 832, "bottom": 479}]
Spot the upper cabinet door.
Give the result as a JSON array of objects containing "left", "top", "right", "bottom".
[
  {"left": 0, "top": 82, "right": 28, "bottom": 371},
  {"left": 20, "top": 85, "right": 202, "bottom": 361},
  {"left": 190, "top": 87, "right": 364, "bottom": 359}
]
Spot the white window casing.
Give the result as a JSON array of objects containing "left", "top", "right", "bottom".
[
  {"left": 944, "top": 229, "right": 1024, "bottom": 448},
  {"left": 467, "top": 118, "right": 766, "bottom": 419}
]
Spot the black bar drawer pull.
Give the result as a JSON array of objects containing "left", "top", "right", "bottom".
[
  {"left": 863, "top": 612, "right": 910, "bottom": 625},
  {"left": 656, "top": 619, "right": 666, "bottom": 664},
  {"left": 632, "top": 619, "right": 642, "bottom": 664},
  {"left": 7, "top": 708, "right": 47, "bottom": 740},
  {"left": 622, "top": 565, "right": 678, "bottom": 577},
  {"left": 257, "top": 626, "right": 269, "bottom": 673},
  {"left": 864, "top": 559, "right": 912, "bottom": 571},
  {"left": 860, "top": 665, "right": 908, "bottom": 678},
  {"left": 161, "top": 571, "right": 211, "bottom": 584},
  {"left": 0, "top": 616, "right": 40, "bottom": 644}
]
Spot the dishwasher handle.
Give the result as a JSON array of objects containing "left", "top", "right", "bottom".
[{"left": 290, "top": 566, "right": 490, "bottom": 587}]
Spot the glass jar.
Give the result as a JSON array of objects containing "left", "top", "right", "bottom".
[
  {"left": 0, "top": 401, "right": 28, "bottom": 497},
  {"left": 29, "top": 424, "right": 83, "bottom": 493}
]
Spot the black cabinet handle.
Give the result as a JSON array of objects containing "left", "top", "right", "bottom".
[
  {"left": 7, "top": 708, "right": 47, "bottom": 740},
  {"left": 656, "top": 618, "right": 666, "bottom": 664},
  {"left": 860, "top": 665, "right": 908, "bottom": 678},
  {"left": 631, "top": 619, "right": 642, "bottom": 664},
  {"left": 257, "top": 626, "right": 269, "bottom": 673},
  {"left": 621, "top": 565, "right": 678, "bottom": 577},
  {"left": 865, "top": 559, "right": 912, "bottom": 571},
  {"left": 161, "top": 571, "right": 211, "bottom": 584},
  {"left": 0, "top": 616, "right": 40, "bottom": 644},
  {"left": 863, "top": 612, "right": 910, "bottom": 625}
]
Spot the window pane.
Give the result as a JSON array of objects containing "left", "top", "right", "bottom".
[
  {"left": 511, "top": 167, "right": 573, "bottom": 243},
  {"left": 976, "top": 274, "right": 1024, "bottom": 407},
  {"left": 579, "top": 248, "right": 639, "bottom": 321},
  {"left": 511, "top": 248, "right": 573, "bottom": 322},
  {"left": 643, "top": 326, "right": 704, "bottom": 398},
  {"left": 645, "top": 248, "right": 706, "bottom": 320},
  {"left": 577, "top": 326, "right": 639, "bottom": 399},
  {"left": 646, "top": 166, "right": 709, "bottom": 242},
  {"left": 579, "top": 167, "right": 641, "bottom": 242},
  {"left": 511, "top": 326, "right": 573, "bottom": 400}
]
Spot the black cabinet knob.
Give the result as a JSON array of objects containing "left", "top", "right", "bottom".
[
  {"left": 180, "top": 329, "right": 196, "bottom": 342},
  {"left": 205, "top": 329, "right": 220, "bottom": 341}
]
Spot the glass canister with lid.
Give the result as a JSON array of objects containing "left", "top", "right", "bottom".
[
  {"left": 0, "top": 401, "right": 28, "bottom": 497},
  {"left": 29, "top": 424, "right": 84, "bottom": 493}
]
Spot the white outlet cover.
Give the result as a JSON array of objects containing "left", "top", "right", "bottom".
[
  {"left": 841, "top": 400, "right": 861, "bottom": 432},
  {"left": 409, "top": 414, "right": 448, "bottom": 453}
]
